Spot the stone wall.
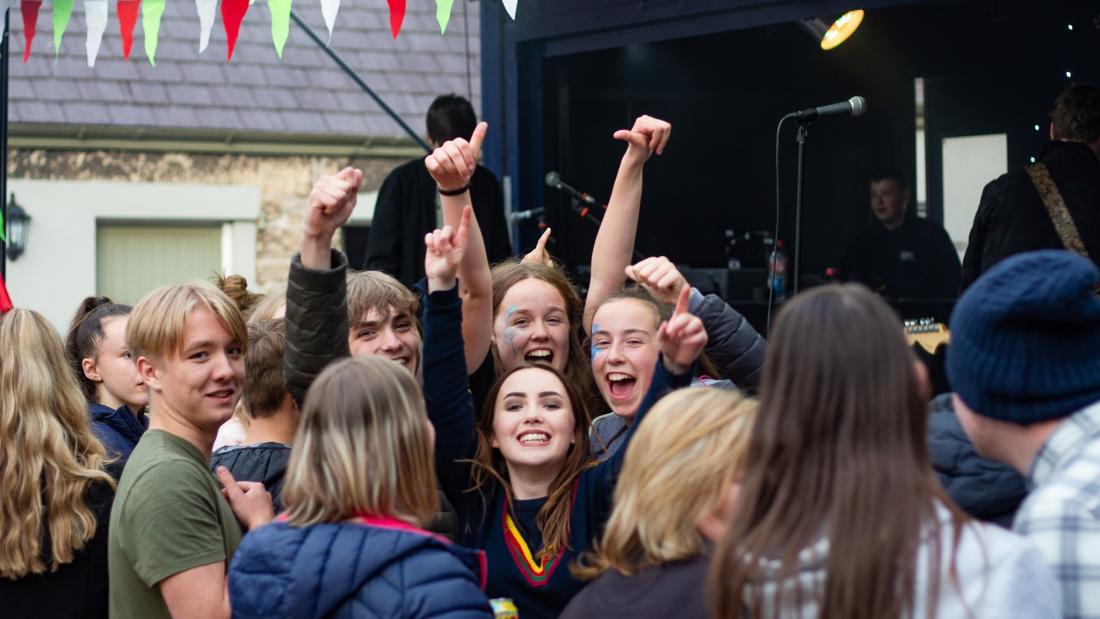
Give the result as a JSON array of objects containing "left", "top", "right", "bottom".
[{"left": 8, "top": 149, "right": 405, "bottom": 293}]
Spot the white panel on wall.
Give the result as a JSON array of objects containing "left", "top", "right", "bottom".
[{"left": 942, "top": 134, "right": 1008, "bottom": 261}]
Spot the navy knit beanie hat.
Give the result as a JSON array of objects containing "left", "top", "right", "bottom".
[{"left": 948, "top": 250, "right": 1100, "bottom": 424}]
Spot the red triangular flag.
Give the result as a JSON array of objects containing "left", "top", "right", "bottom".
[
  {"left": 386, "top": 0, "right": 405, "bottom": 39},
  {"left": 221, "top": 0, "right": 250, "bottom": 61},
  {"left": 20, "top": 0, "right": 42, "bottom": 63},
  {"left": 117, "top": 0, "right": 140, "bottom": 60},
  {"left": 0, "top": 273, "right": 12, "bottom": 315}
]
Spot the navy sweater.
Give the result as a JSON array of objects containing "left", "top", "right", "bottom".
[
  {"left": 422, "top": 286, "right": 689, "bottom": 619},
  {"left": 89, "top": 403, "right": 147, "bottom": 471}
]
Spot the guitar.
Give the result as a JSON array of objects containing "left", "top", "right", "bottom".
[{"left": 904, "top": 318, "right": 950, "bottom": 354}]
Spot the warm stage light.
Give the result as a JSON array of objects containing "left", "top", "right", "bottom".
[{"left": 800, "top": 10, "right": 865, "bottom": 51}]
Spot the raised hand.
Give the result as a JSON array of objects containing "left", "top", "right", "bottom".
[
  {"left": 425, "top": 122, "right": 488, "bottom": 192},
  {"left": 612, "top": 115, "right": 672, "bottom": 165},
  {"left": 304, "top": 166, "right": 363, "bottom": 241},
  {"left": 625, "top": 256, "right": 688, "bottom": 305},
  {"left": 521, "top": 227, "right": 555, "bottom": 268},
  {"left": 216, "top": 466, "right": 274, "bottom": 531},
  {"left": 424, "top": 205, "right": 472, "bottom": 292},
  {"left": 658, "top": 285, "right": 707, "bottom": 375}
]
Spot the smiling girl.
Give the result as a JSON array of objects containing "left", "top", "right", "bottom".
[{"left": 420, "top": 215, "right": 707, "bottom": 618}]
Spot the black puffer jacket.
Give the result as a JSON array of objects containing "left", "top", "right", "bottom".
[
  {"left": 927, "top": 393, "right": 1027, "bottom": 527},
  {"left": 689, "top": 289, "right": 766, "bottom": 392},
  {"left": 284, "top": 250, "right": 350, "bottom": 407}
]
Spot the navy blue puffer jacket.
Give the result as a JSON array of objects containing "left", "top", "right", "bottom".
[
  {"left": 229, "top": 518, "right": 492, "bottom": 619},
  {"left": 928, "top": 393, "right": 1027, "bottom": 527}
]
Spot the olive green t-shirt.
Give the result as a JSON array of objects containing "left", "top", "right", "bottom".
[{"left": 108, "top": 430, "right": 242, "bottom": 619}]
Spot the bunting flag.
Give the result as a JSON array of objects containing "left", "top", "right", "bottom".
[
  {"left": 0, "top": 203, "right": 5, "bottom": 241},
  {"left": 502, "top": 0, "right": 516, "bottom": 19},
  {"left": 0, "top": 273, "right": 11, "bottom": 315},
  {"left": 84, "top": 0, "right": 108, "bottom": 66},
  {"left": 195, "top": 0, "right": 216, "bottom": 52},
  {"left": 20, "top": 0, "right": 42, "bottom": 63},
  {"left": 221, "top": 0, "right": 250, "bottom": 61},
  {"left": 435, "top": 0, "right": 453, "bottom": 34},
  {"left": 320, "top": 0, "right": 338, "bottom": 42},
  {"left": 142, "top": 0, "right": 166, "bottom": 64},
  {"left": 52, "top": 0, "right": 74, "bottom": 58},
  {"left": 267, "top": 0, "right": 291, "bottom": 57},
  {"left": 385, "top": 0, "right": 404, "bottom": 39},
  {"left": 117, "top": 0, "right": 140, "bottom": 60}
]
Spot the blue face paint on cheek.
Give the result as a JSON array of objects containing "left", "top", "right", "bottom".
[
  {"left": 506, "top": 304, "right": 519, "bottom": 319},
  {"left": 503, "top": 327, "right": 518, "bottom": 357},
  {"left": 590, "top": 323, "right": 603, "bottom": 362}
]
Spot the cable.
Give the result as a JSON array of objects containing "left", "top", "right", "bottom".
[{"left": 767, "top": 114, "right": 794, "bottom": 337}]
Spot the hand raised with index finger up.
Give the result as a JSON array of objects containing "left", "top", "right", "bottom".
[
  {"left": 425, "top": 122, "right": 488, "bottom": 192},
  {"left": 658, "top": 285, "right": 707, "bottom": 375}
]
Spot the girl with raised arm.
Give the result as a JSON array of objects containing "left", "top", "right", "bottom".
[{"left": 420, "top": 209, "right": 707, "bottom": 618}]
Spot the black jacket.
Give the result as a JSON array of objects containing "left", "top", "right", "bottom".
[
  {"left": 559, "top": 554, "right": 711, "bottom": 619},
  {"left": 962, "top": 141, "right": 1100, "bottom": 289},
  {"left": 841, "top": 215, "right": 961, "bottom": 300},
  {"left": 210, "top": 443, "right": 291, "bottom": 513},
  {"left": 927, "top": 393, "right": 1027, "bottom": 527},
  {"left": 365, "top": 159, "right": 512, "bottom": 287}
]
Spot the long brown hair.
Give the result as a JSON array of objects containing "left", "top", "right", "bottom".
[
  {"left": 469, "top": 363, "right": 594, "bottom": 563},
  {"left": 709, "top": 284, "right": 966, "bottom": 619},
  {"left": 490, "top": 261, "right": 596, "bottom": 405},
  {"left": 0, "top": 309, "right": 115, "bottom": 578}
]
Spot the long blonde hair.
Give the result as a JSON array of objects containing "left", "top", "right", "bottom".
[
  {"left": 0, "top": 309, "right": 115, "bottom": 578},
  {"left": 281, "top": 356, "right": 439, "bottom": 527},
  {"left": 575, "top": 387, "right": 756, "bottom": 578}
]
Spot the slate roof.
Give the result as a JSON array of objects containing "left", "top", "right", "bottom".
[{"left": 9, "top": 0, "right": 483, "bottom": 139}]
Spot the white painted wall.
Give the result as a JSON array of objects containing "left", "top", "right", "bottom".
[
  {"left": 6, "top": 180, "right": 260, "bottom": 333},
  {"left": 942, "top": 134, "right": 1008, "bottom": 260}
]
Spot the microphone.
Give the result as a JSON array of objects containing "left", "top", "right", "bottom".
[
  {"left": 544, "top": 171, "right": 601, "bottom": 207},
  {"left": 789, "top": 96, "right": 867, "bottom": 122},
  {"left": 508, "top": 207, "right": 545, "bottom": 222}
]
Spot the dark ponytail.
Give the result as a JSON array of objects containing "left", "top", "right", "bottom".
[{"left": 65, "top": 296, "right": 133, "bottom": 401}]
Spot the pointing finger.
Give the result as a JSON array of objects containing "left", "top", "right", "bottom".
[
  {"left": 215, "top": 466, "right": 243, "bottom": 502},
  {"left": 673, "top": 283, "right": 690, "bottom": 316}
]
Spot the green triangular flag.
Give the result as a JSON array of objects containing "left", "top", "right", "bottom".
[
  {"left": 52, "top": 0, "right": 74, "bottom": 58},
  {"left": 143, "top": 0, "right": 166, "bottom": 65},
  {"left": 0, "top": 204, "right": 5, "bottom": 243},
  {"left": 268, "top": 0, "right": 293, "bottom": 58},
  {"left": 435, "top": 0, "right": 454, "bottom": 34}
]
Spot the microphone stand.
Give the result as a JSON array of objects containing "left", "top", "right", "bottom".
[
  {"left": 792, "top": 121, "right": 808, "bottom": 294},
  {"left": 567, "top": 196, "right": 645, "bottom": 263}
]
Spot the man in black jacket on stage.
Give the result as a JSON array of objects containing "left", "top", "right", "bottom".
[
  {"left": 961, "top": 83, "right": 1100, "bottom": 289},
  {"left": 365, "top": 95, "right": 512, "bottom": 287},
  {"left": 841, "top": 169, "right": 962, "bottom": 300}
]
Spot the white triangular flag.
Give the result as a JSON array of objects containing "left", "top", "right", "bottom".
[
  {"left": 195, "top": 0, "right": 216, "bottom": 52},
  {"left": 321, "top": 0, "right": 339, "bottom": 42},
  {"left": 84, "top": 0, "right": 107, "bottom": 67},
  {"left": 502, "top": 0, "right": 516, "bottom": 19}
]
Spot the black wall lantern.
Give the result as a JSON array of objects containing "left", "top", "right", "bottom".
[{"left": 5, "top": 194, "right": 30, "bottom": 261}]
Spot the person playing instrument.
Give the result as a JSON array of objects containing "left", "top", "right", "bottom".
[{"left": 841, "top": 168, "right": 961, "bottom": 300}]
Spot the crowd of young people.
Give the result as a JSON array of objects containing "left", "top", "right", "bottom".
[{"left": 1, "top": 106, "right": 1097, "bottom": 619}]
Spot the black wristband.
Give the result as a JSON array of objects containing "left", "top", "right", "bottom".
[{"left": 438, "top": 184, "right": 471, "bottom": 196}]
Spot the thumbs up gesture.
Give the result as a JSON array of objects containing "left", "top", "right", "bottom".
[
  {"left": 613, "top": 115, "right": 671, "bottom": 165},
  {"left": 425, "top": 121, "right": 488, "bottom": 192},
  {"left": 658, "top": 285, "right": 707, "bottom": 375}
]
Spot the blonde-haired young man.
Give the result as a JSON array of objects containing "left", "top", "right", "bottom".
[{"left": 108, "top": 281, "right": 273, "bottom": 619}]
